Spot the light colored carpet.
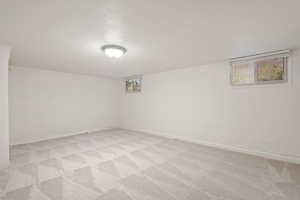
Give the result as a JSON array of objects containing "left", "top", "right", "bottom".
[{"left": 1, "top": 129, "right": 299, "bottom": 200}]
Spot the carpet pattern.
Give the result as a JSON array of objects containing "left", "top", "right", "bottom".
[{"left": 1, "top": 129, "right": 299, "bottom": 200}]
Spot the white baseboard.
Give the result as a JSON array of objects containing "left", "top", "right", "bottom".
[
  {"left": 10, "top": 127, "right": 119, "bottom": 146},
  {"left": 12, "top": 126, "right": 300, "bottom": 164},
  {"left": 122, "top": 127, "right": 300, "bottom": 165}
]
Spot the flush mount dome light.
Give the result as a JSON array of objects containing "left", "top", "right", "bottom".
[{"left": 102, "top": 44, "right": 127, "bottom": 58}]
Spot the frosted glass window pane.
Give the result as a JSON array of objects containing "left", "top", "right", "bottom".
[{"left": 231, "top": 63, "right": 254, "bottom": 85}]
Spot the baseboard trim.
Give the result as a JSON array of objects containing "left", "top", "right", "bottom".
[
  {"left": 10, "top": 127, "right": 119, "bottom": 146},
  {"left": 122, "top": 128, "right": 300, "bottom": 164}
]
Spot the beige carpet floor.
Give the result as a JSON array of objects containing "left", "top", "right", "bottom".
[{"left": 0, "top": 129, "right": 299, "bottom": 200}]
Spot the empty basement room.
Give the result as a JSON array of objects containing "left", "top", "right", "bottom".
[{"left": 1, "top": 1, "right": 300, "bottom": 200}]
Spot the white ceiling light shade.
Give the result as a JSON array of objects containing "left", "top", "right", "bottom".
[{"left": 102, "top": 44, "right": 127, "bottom": 58}]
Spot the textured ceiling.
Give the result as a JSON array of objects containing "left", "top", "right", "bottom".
[{"left": 1, "top": 0, "right": 300, "bottom": 78}]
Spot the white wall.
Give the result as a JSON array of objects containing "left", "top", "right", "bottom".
[
  {"left": 120, "top": 50, "right": 300, "bottom": 163},
  {"left": 9, "top": 67, "right": 120, "bottom": 145},
  {"left": 0, "top": 45, "right": 11, "bottom": 169},
  {"left": 8, "top": 51, "right": 300, "bottom": 164}
]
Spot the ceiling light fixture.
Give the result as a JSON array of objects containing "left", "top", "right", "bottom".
[{"left": 102, "top": 44, "right": 127, "bottom": 58}]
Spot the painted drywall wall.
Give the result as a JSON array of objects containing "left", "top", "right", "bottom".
[
  {"left": 0, "top": 45, "right": 11, "bottom": 169},
  {"left": 9, "top": 66, "right": 120, "bottom": 145},
  {"left": 120, "top": 50, "right": 300, "bottom": 163}
]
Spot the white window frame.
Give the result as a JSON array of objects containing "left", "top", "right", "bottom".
[
  {"left": 125, "top": 75, "right": 142, "bottom": 93},
  {"left": 230, "top": 50, "right": 291, "bottom": 86}
]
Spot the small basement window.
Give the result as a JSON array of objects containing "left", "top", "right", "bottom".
[
  {"left": 230, "top": 50, "right": 290, "bottom": 86},
  {"left": 125, "top": 76, "right": 142, "bottom": 93}
]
